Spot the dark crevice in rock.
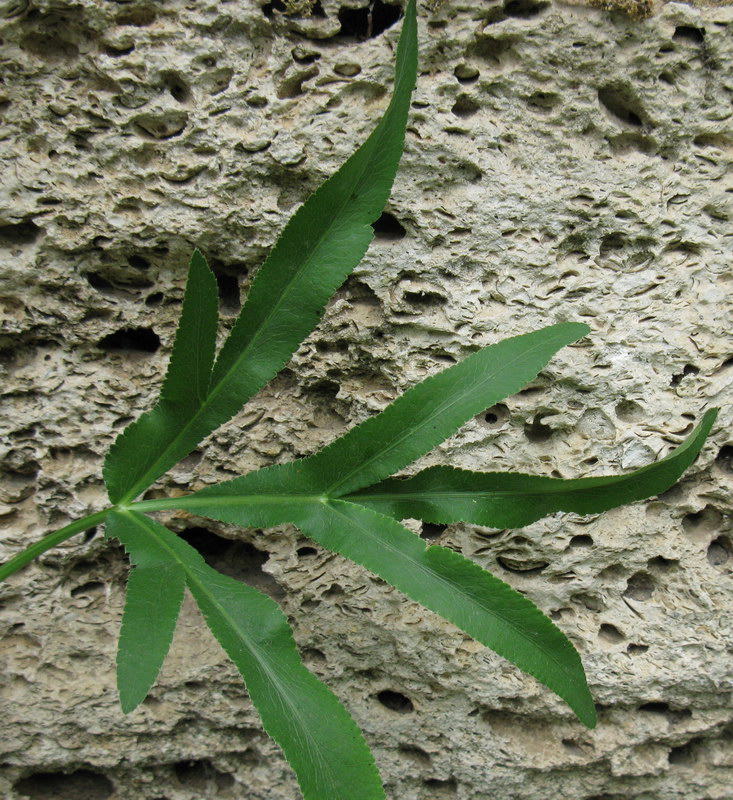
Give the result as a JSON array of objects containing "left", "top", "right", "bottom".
[
  {"left": 99, "top": 327, "right": 161, "bottom": 353},
  {"left": 179, "top": 527, "right": 284, "bottom": 598},
  {"left": 377, "top": 689, "right": 414, "bottom": 713},
  {"left": 338, "top": 0, "right": 402, "bottom": 41},
  {"left": 372, "top": 211, "right": 406, "bottom": 240},
  {"left": 13, "top": 770, "right": 114, "bottom": 800}
]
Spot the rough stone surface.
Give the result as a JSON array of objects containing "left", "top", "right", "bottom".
[{"left": 1, "top": 0, "right": 732, "bottom": 798}]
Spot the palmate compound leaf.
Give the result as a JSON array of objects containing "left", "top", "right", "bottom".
[
  {"left": 103, "top": 0, "right": 418, "bottom": 506},
  {"left": 106, "top": 509, "right": 385, "bottom": 800},
  {"left": 345, "top": 408, "right": 719, "bottom": 527}
]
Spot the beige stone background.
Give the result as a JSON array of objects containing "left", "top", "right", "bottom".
[{"left": 1, "top": 0, "right": 732, "bottom": 797}]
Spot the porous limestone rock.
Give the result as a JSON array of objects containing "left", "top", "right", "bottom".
[{"left": 1, "top": 0, "right": 732, "bottom": 798}]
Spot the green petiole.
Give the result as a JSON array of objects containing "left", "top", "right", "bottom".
[{"left": 0, "top": 508, "right": 111, "bottom": 582}]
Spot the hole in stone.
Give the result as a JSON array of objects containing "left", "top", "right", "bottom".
[
  {"left": 423, "top": 777, "right": 458, "bottom": 795},
  {"left": 682, "top": 504, "right": 722, "bottom": 534},
  {"left": 293, "top": 45, "right": 321, "bottom": 64},
  {"left": 569, "top": 534, "right": 593, "bottom": 548},
  {"left": 277, "top": 66, "right": 319, "bottom": 99},
  {"left": 673, "top": 25, "right": 705, "bottom": 44},
  {"left": 377, "top": 689, "right": 414, "bottom": 713},
  {"left": 127, "top": 254, "right": 151, "bottom": 270},
  {"left": 615, "top": 399, "right": 644, "bottom": 422},
  {"left": 145, "top": 291, "right": 164, "bottom": 306},
  {"left": 403, "top": 290, "right": 445, "bottom": 307},
  {"left": 214, "top": 272, "right": 241, "bottom": 315},
  {"left": 639, "top": 702, "right": 692, "bottom": 724},
  {"left": 163, "top": 73, "right": 191, "bottom": 104},
  {"left": 399, "top": 744, "right": 431, "bottom": 764},
  {"left": 639, "top": 701, "right": 670, "bottom": 714},
  {"left": 21, "top": 32, "right": 79, "bottom": 60},
  {"left": 297, "top": 546, "right": 318, "bottom": 556},
  {"left": 572, "top": 592, "right": 605, "bottom": 612},
  {"left": 524, "top": 413, "right": 553, "bottom": 442},
  {"left": 173, "top": 759, "right": 234, "bottom": 791},
  {"left": 597, "top": 86, "right": 644, "bottom": 127},
  {"left": 707, "top": 536, "right": 731, "bottom": 567},
  {"left": 0, "top": 220, "right": 41, "bottom": 246},
  {"left": 526, "top": 90, "right": 560, "bottom": 112},
  {"left": 598, "top": 623, "right": 625, "bottom": 643},
  {"left": 262, "top": 0, "right": 286, "bottom": 17},
  {"left": 179, "top": 527, "right": 231, "bottom": 558},
  {"left": 179, "top": 528, "right": 282, "bottom": 596},
  {"left": 598, "top": 563, "right": 626, "bottom": 581},
  {"left": 115, "top": 7, "right": 156, "bottom": 26},
  {"left": 85, "top": 272, "right": 115, "bottom": 292},
  {"left": 372, "top": 211, "right": 406, "bottom": 240},
  {"left": 668, "top": 740, "right": 698, "bottom": 766},
  {"left": 70, "top": 581, "right": 104, "bottom": 598},
  {"left": 421, "top": 523, "right": 446, "bottom": 540},
  {"left": 561, "top": 738, "right": 586, "bottom": 757},
  {"left": 99, "top": 328, "right": 160, "bottom": 353},
  {"left": 627, "top": 643, "right": 648, "bottom": 654},
  {"left": 454, "top": 64, "right": 479, "bottom": 83},
  {"left": 451, "top": 94, "right": 479, "bottom": 118},
  {"left": 716, "top": 446, "right": 733, "bottom": 475},
  {"left": 483, "top": 403, "right": 508, "bottom": 427},
  {"left": 647, "top": 555, "right": 679, "bottom": 572},
  {"left": 623, "top": 571, "right": 655, "bottom": 601},
  {"left": 497, "top": 555, "right": 549, "bottom": 574},
  {"left": 503, "top": 0, "right": 549, "bottom": 17},
  {"left": 670, "top": 364, "right": 699, "bottom": 386},
  {"left": 338, "top": 0, "right": 402, "bottom": 40},
  {"left": 599, "top": 232, "right": 628, "bottom": 256},
  {"left": 13, "top": 770, "right": 114, "bottom": 800},
  {"left": 104, "top": 43, "right": 135, "bottom": 57}
]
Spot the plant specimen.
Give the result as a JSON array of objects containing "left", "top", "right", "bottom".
[{"left": 0, "top": 1, "right": 718, "bottom": 798}]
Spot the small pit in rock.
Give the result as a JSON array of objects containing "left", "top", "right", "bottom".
[
  {"left": 372, "top": 211, "right": 406, "bottom": 240},
  {"left": 377, "top": 689, "right": 414, "bottom": 713}
]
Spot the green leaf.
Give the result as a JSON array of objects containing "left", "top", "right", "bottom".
[
  {"left": 103, "top": 0, "right": 418, "bottom": 505},
  {"left": 212, "top": 322, "right": 589, "bottom": 500},
  {"left": 345, "top": 408, "right": 719, "bottom": 526},
  {"left": 106, "top": 510, "right": 385, "bottom": 800},
  {"left": 135, "top": 496, "right": 596, "bottom": 728},
  {"left": 106, "top": 513, "right": 186, "bottom": 714},
  {"left": 104, "top": 250, "right": 219, "bottom": 503}
]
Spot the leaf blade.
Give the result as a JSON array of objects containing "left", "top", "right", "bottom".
[
  {"left": 104, "top": 0, "right": 418, "bottom": 505},
  {"left": 104, "top": 250, "right": 219, "bottom": 503},
  {"left": 249, "top": 322, "right": 589, "bottom": 498},
  {"left": 105, "top": 512, "right": 187, "bottom": 714},
  {"left": 345, "top": 408, "right": 719, "bottom": 526},
  {"left": 107, "top": 510, "right": 385, "bottom": 800}
]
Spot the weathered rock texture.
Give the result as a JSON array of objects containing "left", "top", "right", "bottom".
[{"left": 1, "top": 0, "right": 732, "bottom": 797}]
